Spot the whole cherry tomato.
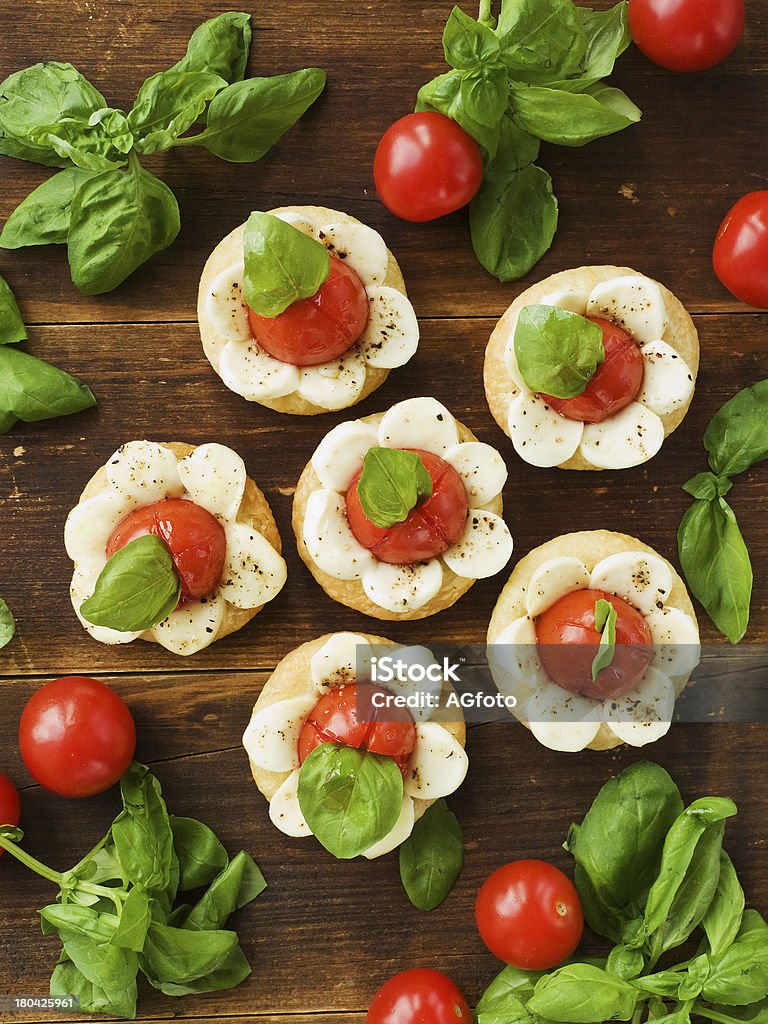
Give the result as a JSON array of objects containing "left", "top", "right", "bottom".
[
  {"left": 248, "top": 255, "right": 370, "bottom": 366},
  {"left": 367, "top": 968, "right": 472, "bottom": 1024},
  {"left": 19, "top": 677, "right": 136, "bottom": 798},
  {"left": 713, "top": 191, "right": 768, "bottom": 309},
  {"left": 346, "top": 450, "right": 468, "bottom": 564},
  {"left": 0, "top": 771, "right": 21, "bottom": 854},
  {"left": 628, "top": 0, "right": 745, "bottom": 73},
  {"left": 374, "top": 112, "right": 484, "bottom": 222},
  {"left": 475, "top": 860, "right": 584, "bottom": 971}
]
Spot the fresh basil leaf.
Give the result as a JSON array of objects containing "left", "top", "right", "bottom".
[
  {"left": 67, "top": 161, "right": 180, "bottom": 294},
  {"left": 50, "top": 952, "right": 138, "bottom": 1019},
  {"left": 0, "top": 168, "right": 95, "bottom": 249},
  {"left": 88, "top": 107, "right": 134, "bottom": 154},
  {"left": 357, "top": 448, "right": 434, "bottom": 530},
  {"left": 695, "top": 1001, "right": 768, "bottom": 1024},
  {"left": 496, "top": 0, "right": 588, "bottom": 81},
  {"left": 678, "top": 495, "right": 752, "bottom": 644},
  {"left": 0, "top": 597, "right": 15, "bottom": 650},
  {"left": 110, "top": 887, "right": 151, "bottom": 953},
  {"left": 443, "top": 6, "right": 501, "bottom": 70},
  {"left": 529, "top": 963, "right": 640, "bottom": 1023},
  {"left": 186, "top": 69, "right": 326, "bottom": 162},
  {"left": 591, "top": 598, "right": 617, "bottom": 682},
  {"left": 128, "top": 70, "right": 227, "bottom": 154},
  {"left": 242, "top": 211, "right": 330, "bottom": 317},
  {"left": 633, "top": 970, "right": 686, "bottom": 999},
  {"left": 140, "top": 921, "right": 239, "bottom": 986},
  {"left": 183, "top": 851, "right": 266, "bottom": 931},
  {"left": 476, "top": 964, "right": 545, "bottom": 1024},
  {"left": 416, "top": 70, "right": 504, "bottom": 158},
  {"left": 702, "top": 910, "right": 768, "bottom": 1006},
  {"left": 683, "top": 471, "right": 732, "bottom": 501},
  {"left": 297, "top": 743, "right": 403, "bottom": 860},
  {"left": 171, "top": 816, "right": 229, "bottom": 891},
  {"left": 399, "top": 799, "right": 463, "bottom": 911},
  {"left": 0, "top": 273, "right": 26, "bottom": 343},
  {"left": 680, "top": 954, "right": 712, "bottom": 1001},
  {"left": 150, "top": 945, "right": 252, "bottom": 996},
  {"left": 172, "top": 12, "right": 252, "bottom": 84},
  {"left": 80, "top": 535, "right": 181, "bottom": 633},
  {"left": 514, "top": 303, "right": 604, "bottom": 398},
  {"left": 0, "top": 345, "right": 96, "bottom": 434},
  {"left": 111, "top": 763, "right": 176, "bottom": 899},
  {"left": 703, "top": 851, "right": 745, "bottom": 957},
  {"left": 606, "top": 945, "right": 644, "bottom": 981},
  {"left": 460, "top": 64, "right": 508, "bottom": 128},
  {"left": 704, "top": 380, "right": 768, "bottom": 478},
  {"left": 510, "top": 82, "right": 640, "bottom": 147},
  {"left": 32, "top": 119, "right": 125, "bottom": 171},
  {"left": 575, "top": 3, "right": 631, "bottom": 82}
]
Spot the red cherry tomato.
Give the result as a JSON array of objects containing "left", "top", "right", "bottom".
[
  {"left": 713, "top": 191, "right": 768, "bottom": 309},
  {"left": 298, "top": 683, "right": 416, "bottom": 775},
  {"left": 535, "top": 589, "right": 653, "bottom": 700},
  {"left": 475, "top": 860, "right": 584, "bottom": 971},
  {"left": 0, "top": 771, "right": 21, "bottom": 854},
  {"left": 19, "top": 677, "right": 136, "bottom": 798},
  {"left": 346, "top": 450, "right": 469, "bottom": 564},
  {"left": 374, "top": 112, "right": 484, "bottom": 222},
  {"left": 541, "top": 318, "right": 643, "bottom": 424},
  {"left": 628, "top": 0, "right": 744, "bottom": 72},
  {"left": 248, "top": 255, "right": 369, "bottom": 367},
  {"left": 367, "top": 968, "right": 472, "bottom": 1024},
  {"left": 107, "top": 498, "right": 226, "bottom": 601}
]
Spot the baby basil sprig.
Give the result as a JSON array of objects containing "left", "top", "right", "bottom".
[
  {"left": 243, "top": 213, "right": 330, "bottom": 317},
  {"left": 591, "top": 598, "right": 617, "bottom": 682},
  {"left": 514, "top": 304, "right": 604, "bottom": 398},
  {"left": 0, "top": 13, "right": 326, "bottom": 294},
  {"left": 357, "top": 448, "right": 434, "bottom": 529},
  {"left": 416, "top": 0, "right": 639, "bottom": 281},
  {"left": 678, "top": 380, "right": 768, "bottom": 644}
]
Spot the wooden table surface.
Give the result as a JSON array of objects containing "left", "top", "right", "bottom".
[{"left": 1, "top": 2, "right": 767, "bottom": 1022}]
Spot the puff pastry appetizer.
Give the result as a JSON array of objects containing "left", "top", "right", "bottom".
[
  {"left": 243, "top": 632, "right": 468, "bottom": 859},
  {"left": 487, "top": 530, "right": 700, "bottom": 751},
  {"left": 198, "top": 205, "right": 419, "bottom": 415},
  {"left": 65, "top": 441, "right": 287, "bottom": 656},
  {"left": 292, "top": 397, "right": 514, "bottom": 620},
  {"left": 484, "top": 267, "right": 699, "bottom": 470}
]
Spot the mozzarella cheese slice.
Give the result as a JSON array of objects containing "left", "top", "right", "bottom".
[
  {"left": 638, "top": 340, "right": 695, "bottom": 416},
  {"left": 525, "top": 556, "right": 590, "bottom": 618},
  {"left": 538, "top": 287, "right": 589, "bottom": 315},
  {"left": 177, "top": 443, "right": 246, "bottom": 520},
  {"left": 273, "top": 210, "right": 318, "bottom": 236},
  {"left": 508, "top": 392, "right": 584, "bottom": 467},
  {"left": 579, "top": 401, "right": 665, "bottom": 469},
  {"left": 587, "top": 275, "right": 668, "bottom": 345},
  {"left": 378, "top": 398, "right": 459, "bottom": 455},
  {"left": 243, "top": 695, "right": 317, "bottom": 772},
  {"left": 405, "top": 722, "right": 468, "bottom": 799},
  {"left": 268, "top": 768, "right": 312, "bottom": 838},
  {"left": 362, "top": 559, "right": 443, "bottom": 613},
  {"left": 303, "top": 489, "right": 375, "bottom": 580},
  {"left": 358, "top": 286, "right": 419, "bottom": 369},
  {"left": 604, "top": 666, "right": 674, "bottom": 746},
  {"left": 71, "top": 565, "right": 141, "bottom": 645},
  {"left": 442, "top": 510, "right": 513, "bottom": 580},
  {"left": 490, "top": 616, "right": 545, "bottom": 691},
  {"left": 146, "top": 591, "right": 227, "bottom": 656},
  {"left": 297, "top": 347, "right": 367, "bottom": 410},
  {"left": 646, "top": 606, "right": 701, "bottom": 678},
  {"left": 205, "top": 263, "right": 250, "bottom": 342},
  {"left": 502, "top": 324, "right": 528, "bottom": 391},
  {"left": 218, "top": 521, "right": 287, "bottom": 609},
  {"left": 105, "top": 441, "right": 184, "bottom": 504},
  {"left": 311, "top": 420, "right": 379, "bottom": 491},
  {"left": 310, "top": 632, "right": 371, "bottom": 689},
  {"left": 316, "top": 220, "right": 389, "bottom": 287},
  {"left": 64, "top": 490, "right": 135, "bottom": 568},
  {"left": 363, "top": 796, "right": 416, "bottom": 859},
  {"left": 444, "top": 442, "right": 508, "bottom": 508},
  {"left": 590, "top": 550, "right": 673, "bottom": 615},
  {"left": 526, "top": 687, "right": 602, "bottom": 752},
  {"left": 219, "top": 339, "right": 300, "bottom": 401},
  {"left": 385, "top": 645, "right": 443, "bottom": 722}
]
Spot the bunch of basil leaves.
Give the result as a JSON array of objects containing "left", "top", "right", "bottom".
[
  {"left": 0, "top": 13, "right": 326, "bottom": 293},
  {"left": 0, "top": 762, "right": 266, "bottom": 1018},
  {"left": 0, "top": 271, "right": 95, "bottom": 432},
  {"left": 416, "top": 0, "right": 639, "bottom": 281},
  {"left": 678, "top": 380, "right": 768, "bottom": 644},
  {"left": 476, "top": 761, "right": 768, "bottom": 1024}
]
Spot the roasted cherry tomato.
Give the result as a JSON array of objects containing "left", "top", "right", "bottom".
[
  {"left": 535, "top": 588, "right": 653, "bottom": 700},
  {"left": 346, "top": 450, "right": 468, "bottom": 564},
  {"left": 298, "top": 683, "right": 416, "bottom": 775},
  {"left": 367, "top": 968, "right": 472, "bottom": 1024},
  {"left": 107, "top": 498, "right": 226, "bottom": 601},
  {"left": 628, "top": 0, "right": 744, "bottom": 72},
  {"left": 475, "top": 860, "right": 584, "bottom": 971},
  {"left": 248, "top": 254, "right": 369, "bottom": 366},
  {"left": 0, "top": 771, "right": 21, "bottom": 853},
  {"left": 541, "top": 318, "right": 644, "bottom": 424},
  {"left": 713, "top": 191, "right": 768, "bottom": 309},
  {"left": 19, "top": 677, "right": 136, "bottom": 798},
  {"left": 374, "top": 112, "right": 484, "bottom": 222}
]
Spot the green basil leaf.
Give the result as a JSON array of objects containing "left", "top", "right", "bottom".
[
  {"left": 514, "top": 304, "right": 603, "bottom": 397},
  {"left": 187, "top": 69, "right": 326, "bottom": 162},
  {"left": 606, "top": 945, "right": 644, "bottom": 981},
  {"left": 694, "top": 1001, "right": 768, "bottom": 1024},
  {"left": 591, "top": 598, "right": 617, "bottom": 682},
  {"left": 683, "top": 471, "right": 732, "bottom": 501},
  {"left": 170, "top": 815, "right": 229, "bottom": 891},
  {"left": 416, "top": 70, "right": 504, "bottom": 158},
  {"left": 476, "top": 963, "right": 545, "bottom": 1024},
  {"left": 128, "top": 70, "right": 227, "bottom": 154},
  {"left": 399, "top": 799, "right": 463, "bottom": 911},
  {"left": 356, "top": 448, "right": 434, "bottom": 530},
  {"left": 112, "top": 763, "right": 176, "bottom": 898},
  {"left": 242, "top": 211, "right": 330, "bottom": 317},
  {"left": 0, "top": 345, "right": 96, "bottom": 434},
  {"left": 678, "top": 495, "right": 752, "bottom": 644},
  {"left": 496, "top": 0, "right": 587, "bottom": 82},
  {"left": 680, "top": 954, "right": 711, "bottom": 1001},
  {"left": 703, "top": 910, "right": 768, "bottom": 1006},
  {"left": 183, "top": 851, "right": 266, "bottom": 931},
  {"left": 32, "top": 119, "right": 125, "bottom": 171},
  {"left": 703, "top": 851, "right": 745, "bottom": 958},
  {"left": 80, "top": 535, "right": 181, "bottom": 633},
  {"left": 704, "top": 380, "right": 768, "bottom": 478},
  {"left": 297, "top": 743, "right": 403, "bottom": 859},
  {"left": 172, "top": 12, "right": 252, "bottom": 84},
  {"left": 67, "top": 161, "right": 180, "bottom": 294},
  {"left": 110, "top": 887, "right": 151, "bottom": 953},
  {"left": 0, "top": 168, "right": 96, "bottom": 249},
  {"left": 443, "top": 6, "right": 501, "bottom": 70},
  {"left": 139, "top": 921, "right": 239, "bottom": 986},
  {"left": 632, "top": 970, "right": 686, "bottom": 999},
  {"left": 148, "top": 945, "right": 252, "bottom": 996},
  {"left": 529, "top": 963, "right": 639, "bottom": 1023},
  {"left": 574, "top": 3, "right": 631, "bottom": 83},
  {"left": 0, "top": 273, "right": 26, "bottom": 343},
  {"left": 88, "top": 107, "right": 134, "bottom": 154},
  {"left": 0, "top": 597, "right": 15, "bottom": 650},
  {"left": 510, "top": 82, "right": 641, "bottom": 147},
  {"left": 459, "top": 64, "right": 508, "bottom": 128},
  {"left": 51, "top": 952, "right": 138, "bottom": 1019}
]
